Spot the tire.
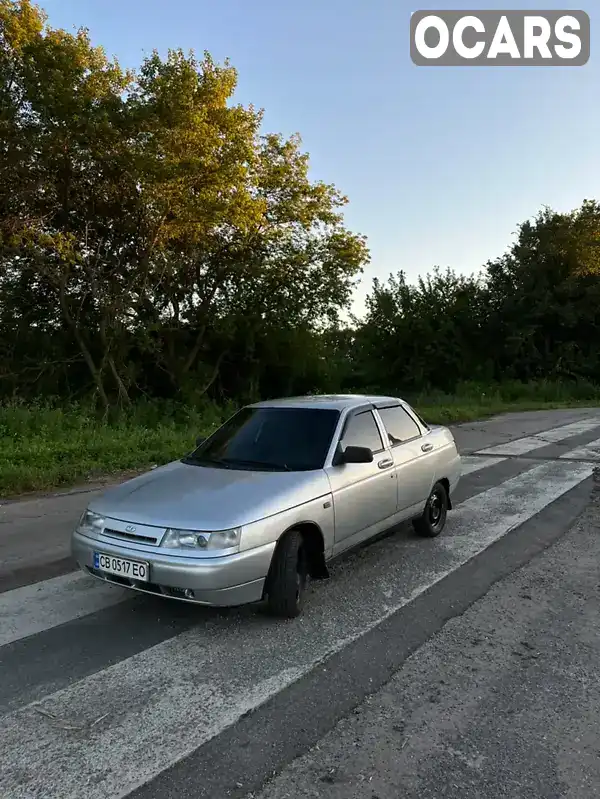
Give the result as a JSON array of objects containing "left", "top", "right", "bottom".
[
  {"left": 266, "top": 529, "right": 308, "bottom": 618},
  {"left": 413, "top": 481, "right": 448, "bottom": 538}
]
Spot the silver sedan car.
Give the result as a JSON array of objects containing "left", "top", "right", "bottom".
[{"left": 72, "top": 394, "right": 461, "bottom": 618}]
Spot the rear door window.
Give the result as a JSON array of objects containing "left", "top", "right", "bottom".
[{"left": 378, "top": 405, "right": 422, "bottom": 446}]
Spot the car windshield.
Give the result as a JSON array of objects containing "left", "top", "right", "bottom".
[{"left": 183, "top": 406, "right": 340, "bottom": 472}]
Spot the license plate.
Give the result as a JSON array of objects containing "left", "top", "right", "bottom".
[{"left": 93, "top": 552, "right": 149, "bottom": 582}]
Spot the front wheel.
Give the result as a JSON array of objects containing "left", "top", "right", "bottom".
[
  {"left": 266, "top": 529, "right": 308, "bottom": 618},
  {"left": 413, "top": 481, "right": 448, "bottom": 538}
]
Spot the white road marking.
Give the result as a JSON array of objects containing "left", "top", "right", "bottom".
[
  {"left": 475, "top": 418, "right": 600, "bottom": 457},
  {"left": 0, "top": 571, "right": 128, "bottom": 647},
  {"left": 0, "top": 449, "right": 536, "bottom": 649},
  {"left": 460, "top": 456, "right": 507, "bottom": 476},
  {"left": 560, "top": 436, "right": 600, "bottom": 462},
  {"left": 0, "top": 459, "right": 592, "bottom": 799}
]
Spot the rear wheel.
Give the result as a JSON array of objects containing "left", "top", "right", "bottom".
[
  {"left": 266, "top": 529, "right": 308, "bottom": 618},
  {"left": 413, "top": 481, "right": 448, "bottom": 538}
]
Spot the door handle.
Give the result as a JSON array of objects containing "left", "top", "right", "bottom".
[
  {"left": 421, "top": 442, "right": 433, "bottom": 452},
  {"left": 378, "top": 458, "right": 393, "bottom": 469}
]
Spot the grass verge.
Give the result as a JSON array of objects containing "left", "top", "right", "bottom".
[{"left": 1, "top": 380, "right": 600, "bottom": 497}]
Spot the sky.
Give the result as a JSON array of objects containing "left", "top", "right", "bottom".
[{"left": 40, "top": 0, "right": 600, "bottom": 317}]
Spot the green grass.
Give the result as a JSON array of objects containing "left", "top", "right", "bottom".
[
  {"left": 0, "top": 399, "right": 233, "bottom": 497},
  {"left": 2, "top": 380, "right": 600, "bottom": 497},
  {"left": 407, "top": 378, "right": 600, "bottom": 424}
]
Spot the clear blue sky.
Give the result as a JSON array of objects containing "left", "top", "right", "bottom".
[{"left": 41, "top": 0, "right": 599, "bottom": 316}]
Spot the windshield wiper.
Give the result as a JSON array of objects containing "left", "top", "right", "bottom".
[
  {"left": 221, "top": 458, "right": 291, "bottom": 471},
  {"left": 182, "top": 455, "right": 232, "bottom": 469}
]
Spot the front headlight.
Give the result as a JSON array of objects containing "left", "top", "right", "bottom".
[
  {"left": 78, "top": 510, "right": 105, "bottom": 534},
  {"left": 160, "top": 527, "right": 241, "bottom": 553}
]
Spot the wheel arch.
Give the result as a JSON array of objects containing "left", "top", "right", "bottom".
[{"left": 270, "top": 521, "right": 329, "bottom": 582}]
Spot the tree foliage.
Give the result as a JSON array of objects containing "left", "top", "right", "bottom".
[
  {"left": 1, "top": 1, "right": 600, "bottom": 412},
  {"left": 352, "top": 201, "right": 600, "bottom": 394},
  {"left": 0, "top": 0, "right": 367, "bottom": 408}
]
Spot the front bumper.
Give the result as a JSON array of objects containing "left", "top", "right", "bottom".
[{"left": 72, "top": 530, "right": 276, "bottom": 607}]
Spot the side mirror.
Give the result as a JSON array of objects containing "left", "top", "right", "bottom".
[
  {"left": 341, "top": 445, "right": 374, "bottom": 464},
  {"left": 195, "top": 436, "right": 205, "bottom": 447}
]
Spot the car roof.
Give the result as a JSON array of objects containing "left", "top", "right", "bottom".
[{"left": 249, "top": 394, "right": 406, "bottom": 411}]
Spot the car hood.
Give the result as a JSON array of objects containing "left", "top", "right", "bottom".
[{"left": 88, "top": 459, "right": 331, "bottom": 530}]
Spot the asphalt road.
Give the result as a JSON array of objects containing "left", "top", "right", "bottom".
[
  {"left": 1, "top": 407, "right": 600, "bottom": 799},
  {"left": 255, "top": 486, "right": 600, "bottom": 799}
]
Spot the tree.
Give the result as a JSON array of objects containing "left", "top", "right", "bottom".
[
  {"left": 0, "top": 1, "right": 369, "bottom": 407},
  {"left": 485, "top": 201, "right": 600, "bottom": 381},
  {"left": 354, "top": 268, "right": 489, "bottom": 393}
]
